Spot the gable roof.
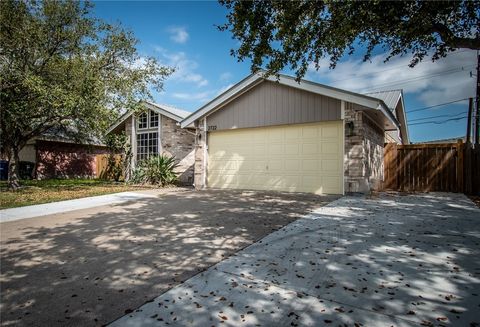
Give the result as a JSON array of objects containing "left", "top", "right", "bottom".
[
  {"left": 107, "top": 101, "right": 191, "bottom": 134},
  {"left": 180, "top": 71, "right": 400, "bottom": 130},
  {"left": 365, "top": 89, "right": 409, "bottom": 144},
  {"left": 365, "top": 90, "right": 402, "bottom": 116},
  {"left": 146, "top": 101, "right": 191, "bottom": 120}
]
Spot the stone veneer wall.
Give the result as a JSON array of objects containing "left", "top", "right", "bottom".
[
  {"left": 344, "top": 102, "right": 385, "bottom": 193},
  {"left": 193, "top": 118, "right": 207, "bottom": 189},
  {"left": 124, "top": 113, "right": 195, "bottom": 185},
  {"left": 160, "top": 116, "right": 195, "bottom": 185}
]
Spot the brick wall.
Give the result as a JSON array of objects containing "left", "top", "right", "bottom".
[
  {"left": 160, "top": 116, "right": 195, "bottom": 185},
  {"left": 36, "top": 141, "right": 108, "bottom": 179},
  {"left": 344, "top": 102, "right": 385, "bottom": 193}
]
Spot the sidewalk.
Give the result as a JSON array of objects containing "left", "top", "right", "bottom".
[
  {"left": 0, "top": 190, "right": 160, "bottom": 223},
  {"left": 108, "top": 193, "right": 480, "bottom": 327}
]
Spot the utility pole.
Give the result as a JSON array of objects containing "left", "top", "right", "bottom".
[
  {"left": 467, "top": 98, "right": 473, "bottom": 143},
  {"left": 475, "top": 51, "right": 480, "bottom": 144}
]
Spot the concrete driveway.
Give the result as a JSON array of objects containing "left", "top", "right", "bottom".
[
  {"left": 0, "top": 189, "right": 335, "bottom": 327},
  {"left": 110, "top": 193, "right": 480, "bottom": 327}
]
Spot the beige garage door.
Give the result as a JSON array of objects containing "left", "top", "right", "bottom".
[{"left": 207, "top": 121, "right": 344, "bottom": 194}]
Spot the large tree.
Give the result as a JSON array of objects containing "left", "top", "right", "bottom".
[
  {"left": 219, "top": 0, "right": 480, "bottom": 78},
  {"left": 0, "top": 0, "right": 171, "bottom": 189}
]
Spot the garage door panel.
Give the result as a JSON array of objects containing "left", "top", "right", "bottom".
[
  {"left": 302, "top": 159, "right": 318, "bottom": 171},
  {"left": 285, "top": 159, "right": 301, "bottom": 172},
  {"left": 267, "top": 160, "right": 283, "bottom": 172},
  {"left": 322, "top": 175, "right": 341, "bottom": 190},
  {"left": 285, "top": 144, "right": 299, "bottom": 155},
  {"left": 322, "top": 159, "right": 340, "bottom": 172},
  {"left": 208, "top": 121, "right": 343, "bottom": 194},
  {"left": 252, "top": 144, "right": 266, "bottom": 156},
  {"left": 322, "top": 125, "right": 339, "bottom": 138},
  {"left": 285, "top": 128, "right": 301, "bottom": 140},
  {"left": 268, "top": 144, "right": 284, "bottom": 156},
  {"left": 302, "top": 126, "right": 318, "bottom": 138},
  {"left": 322, "top": 142, "right": 340, "bottom": 154},
  {"left": 302, "top": 143, "right": 318, "bottom": 155}
]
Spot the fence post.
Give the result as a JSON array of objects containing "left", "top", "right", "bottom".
[{"left": 457, "top": 140, "right": 464, "bottom": 193}]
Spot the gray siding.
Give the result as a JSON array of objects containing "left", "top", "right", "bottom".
[{"left": 207, "top": 81, "right": 341, "bottom": 131}]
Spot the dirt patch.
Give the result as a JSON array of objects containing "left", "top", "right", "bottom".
[{"left": 0, "top": 189, "right": 337, "bottom": 327}]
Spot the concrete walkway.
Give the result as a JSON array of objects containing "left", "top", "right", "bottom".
[
  {"left": 0, "top": 190, "right": 161, "bottom": 222},
  {"left": 109, "top": 193, "right": 480, "bottom": 327}
]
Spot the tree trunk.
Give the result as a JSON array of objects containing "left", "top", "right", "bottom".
[{"left": 8, "top": 147, "right": 21, "bottom": 190}]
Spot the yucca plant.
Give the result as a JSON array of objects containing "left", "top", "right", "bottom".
[{"left": 131, "top": 155, "right": 179, "bottom": 186}]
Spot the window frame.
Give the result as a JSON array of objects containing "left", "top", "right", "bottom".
[
  {"left": 138, "top": 110, "right": 160, "bottom": 130},
  {"left": 136, "top": 131, "right": 159, "bottom": 161},
  {"left": 150, "top": 111, "right": 159, "bottom": 128},
  {"left": 137, "top": 112, "right": 148, "bottom": 130}
]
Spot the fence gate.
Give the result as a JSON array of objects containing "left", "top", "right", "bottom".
[{"left": 383, "top": 142, "right": 464, "bottom": 193}]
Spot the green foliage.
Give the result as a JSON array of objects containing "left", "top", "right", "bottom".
[
  {"left": 219, "top": 0, "right": 480, "bottom": 79},
  {"left": 131, "top": 155, "right": 179, "bottom": 186},
  {"left": 0, "top": 0, "right": 172, "bottom": 187}
]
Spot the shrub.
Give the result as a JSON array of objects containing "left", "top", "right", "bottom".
[{"left": 131, "top": 155, "right": 179, "bottom": 186}]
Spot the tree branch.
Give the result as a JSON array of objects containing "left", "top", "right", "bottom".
[{"left": 432, "top": 22, "right": 480, "bottom": 50}]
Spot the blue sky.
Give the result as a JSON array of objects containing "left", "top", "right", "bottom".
[{"left": 93, "top": 1, "right": 477, "bottom": 143}]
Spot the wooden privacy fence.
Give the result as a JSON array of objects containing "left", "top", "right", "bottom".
[
  {"left": 383, "top": 141, "right": 480, "bottom": 194},
  {"left": 95, "top": 154, "right": 109, "bottom": 178},
  {"left": 95, "top": 154, "right": 124, "bottom": 179}
]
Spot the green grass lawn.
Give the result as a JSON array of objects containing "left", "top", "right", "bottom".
[{"left": 0, "top": 179, "right": 151, "bottom": 209}]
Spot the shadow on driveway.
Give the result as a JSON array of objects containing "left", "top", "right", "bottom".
[
  {"left": 0, "top": 189, "right": 337, "bottom": 326},
  {"left": 110, "top": 192, "right": 480, "bottom": 327}
]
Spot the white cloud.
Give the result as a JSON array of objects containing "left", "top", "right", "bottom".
[
  {"left": 306, "top": 50, "right": 477, "bottom": 106},
  {"left": 168, "top": 26, "right": 189, "bottom": 44},
  {"left": 171, "top": 83, "right": 235, "bottom": 104},
  {"left": 155, "top": 47, "right": 208, "bottom": 87},
  {"left": 172, "top": 91, "right": 212, "bottom": 102},
  {"left": 219, "top": 72, "right": 233, "bottom": 81}
]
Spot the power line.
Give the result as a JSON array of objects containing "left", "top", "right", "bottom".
[
  {"left": 407, "top": 98, "right": 471, "bottom": 113},
  {"left": 328, "top": 49, "right": 472, "bottom": 83},
  {"left": 409, "top": 111, "right": 467, "bottom": 122},
  {"left": 409, "top": 116, "right": 468, "bottom": 126},
  {"left": 362, "top": 65, "right": 474, "bottom": 92}
]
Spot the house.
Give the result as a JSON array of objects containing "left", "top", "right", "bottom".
[
  {"left": 421, "top": 137, "right": 465, "bottom": 144},
  {"left": 180, "top": 72, "right": 409, "bottom": 194},
  {"left": 0, "top": 128, "right": 108, "bottom": 180},
  {"left": 107, "top": 101, "right": 195, "bottom": 184}
]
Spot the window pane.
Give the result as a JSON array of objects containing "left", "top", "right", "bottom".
[
  {"left": 136, "top": 132, "right": 158, "bottom": 160},
  {"left": 150, "top": 112, "right": 159, "bottom": 128},
  {"left": 138, "top": 113, "right": 147, "bottom": 129}
]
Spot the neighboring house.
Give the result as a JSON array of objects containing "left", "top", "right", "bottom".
[
  {"left": 0, "top": 128, "right": 108, "bottom": 179},
  {"left": 180, "top": 72, "right": 409, "bottom": 195},
  {"left": 107, "top": 102, "right": 195, "bottom": 184},
  {"left": 421, "top": 137, "right": 465, "bottom": 144}
]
